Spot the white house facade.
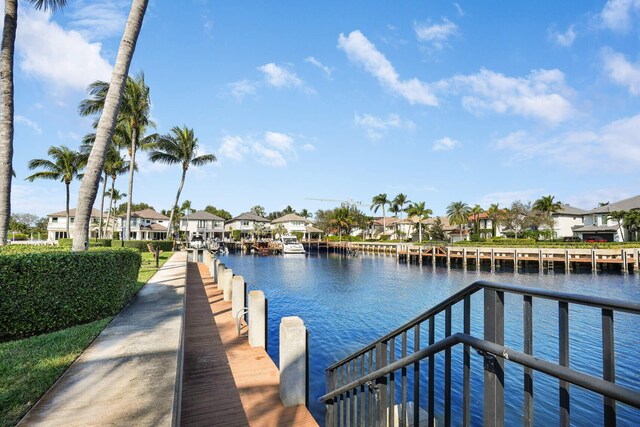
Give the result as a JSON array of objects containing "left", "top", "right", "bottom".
[
  {"left": 47, "top": 208, "right": 104, "bottom": 240},
  {"left": 271, "top": 213, "right": 310, "bottom": 235},
  {"left": 116, "top": 209, "right": 169, "bottom": 241},
  {"left": 573, "top": 195, "right": 640, "bottom": 242},
  {"left": 180, "top": 210, "right": 225, "bottom": 240},
  {"left": 550, "top": 204, "right": 586, "bottom": 238},
  {"left": 225, "top": 212, "right": 270, "bottom": 240}
]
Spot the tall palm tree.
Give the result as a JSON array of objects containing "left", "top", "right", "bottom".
[
  {"left": 389, "top": 203, "right": 400, "bottom": 239},
  {"left": 470, "top": 204, "right": 484, "bottom": 234},
  {"left": 148, "top": 126, "right": 216, "bottom": 240},
  {"left": 0, "top": 0, "right": 67, "bottom": 246},
  {"left": 78, "top": 74, "right": 155, "bottom": 243},
  {"left": 329, "top": 206, "right": 352, "bottom": 241},
  {"left": 533, "top": 195, "right": 562, "bottom": 238},
  {"left": 104, "top": 188, "right": 126, "bottom": 239},
  {"left": 607, "top": 210, "right": 627, "bottom": 242},
  {"left": 486, "top": 203, "right": 501, "bottom": 237},
  {"left": 393, "top": 193, "right": 410, "bottom": 219},
  {"left": 25, "top": 146, "right": 83, "bottom": 238},
  {"left": 407, "top": 201, "right": 433, "bottom": 243},
  {"left": 446, "top": 201, "right": 470, "bottom": 241},
  {"left": 72, "top": 0, "right": 150, "bottom": 251},
  {"left": 371, "top": 193, "right": 391, "bottom": 239},
  {"left": 178, "top": 199, "right": 195, "bottom": 240}
]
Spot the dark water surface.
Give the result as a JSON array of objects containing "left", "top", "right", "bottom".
[{"left": 221, "top": 252, "right": 640, "bottom": 426}]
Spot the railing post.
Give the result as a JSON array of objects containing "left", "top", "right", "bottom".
[
  {"left": 326, "top": 368, "right": 337, "bottom": 427},
  {"left": 484, "top": 289, "right": 504, "bottom": 427},
  {"left": 376, "top": 341, "right": 388, "bottom": 427}
]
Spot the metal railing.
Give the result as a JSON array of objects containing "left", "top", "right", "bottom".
[{"left": 320, "top": 280, "right": 640, "bottom": 426}]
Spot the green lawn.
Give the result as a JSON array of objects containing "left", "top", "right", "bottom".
[{"left": 0, "top": 251, "right": 174, "bottom": 427}]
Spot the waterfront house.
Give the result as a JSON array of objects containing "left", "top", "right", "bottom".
[
  {"left": 371, "top": 217, "right": 413, "bottom": 239},
  {"left": 225, "top": 212, "right": 271, "bottom": 240},
  {"left": 573, "top": 195, "right": 640, "bottom": 242},
  {"left": 423, "top": 216, "right": 470, "bottom": 242},
  {"left": 47, "top": 208, "right": 105, "bottom": 240},
  {"left": 549, "top": 204, "right": 586, "bottom": 238},
  {"left": 180, "top": 210, "right": 225, "bottom": 241},
  {"left": 116, "top": 208, "right": 169, "bottom": 240},
  {"left": 271, "top": 213, "right": 324, "bottom": 240}
]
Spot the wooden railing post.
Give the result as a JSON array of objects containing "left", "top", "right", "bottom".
[{"left": 484, "top": 289, "right": 504, "bottom": 427}]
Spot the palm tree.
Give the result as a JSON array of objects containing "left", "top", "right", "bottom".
[
  {"left": 407, "top": 201, "right": 433, "bottom": 243},
  {"left": 72, "top": 0, "right": 150, "bottom": 251},
  {"left": 389, "top": 203, "right": 400, "bottom": 239},
  {"left": 299, "top": 208, "right": 311, "bottom": 219},
  {"left": 78, "top": 74, "right": 155, "bottom": 243},
  {"left": 371, "top": 193, "right": 391, "bottom": 239},
  {"left": 25, "top": 146, "right": 83, "bottom": 238},
  {"left": 470, "top": 204, "right": 484, "bottom": 234},
  {"left": 607, "top": 211, "right": 627, "bottom": 242},
  {"left": 328, "top": 206, "right": 352, "bottom": 241},
  {"left": 282, "top": 205, "right": 295, "bottom": 215},
  {"left": 486, "top": 203, "right": 501, "bottom": 237},
  {"left": 393, "top": 193, "right": 410, "bottom": 219},
  {"left": 0, "top": 0, "right": 67, "bottom": 245},
  {"left": 148, "top": 126, "right": 216, "bottom": 240},
  {"left": 446, "top": 201, "right": 470, "bottom": 241},
  {"left": 533, "top": 195, "right": 562, "bottom": 239},
  {"left": 178, "top": 199, "right": 195, "bottom": 240},
  {"left": 104, "top": 188, "right": 126, "bottom": 239}
]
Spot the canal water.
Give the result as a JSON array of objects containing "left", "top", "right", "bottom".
[{"left": 221, "top": 252, "right": 640, "bottom": 426}]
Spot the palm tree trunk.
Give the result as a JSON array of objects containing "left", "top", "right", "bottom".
[
  {"left": 0, "top": 0, "right": 17, "bottom": 246},
  {"left": 382, "top": 206, "right": 386, "bottom": 239},
  {"left": 98, "top": 171, "right": 107, "bottom": 238},
  {"left": 72, "top": 0, "right": 149, "bottom": 252},
  {"left": 65, "top": 182, "right": 70, "bottom": 238},
  {"left": 104, "top": 177, "right": 116, "bottom": 240},
  {"left": 166, "top": 167, "right": 187, "bottom": 241},
  {"left": 125, "top": 128, "right": 138, "bottom": 241}
]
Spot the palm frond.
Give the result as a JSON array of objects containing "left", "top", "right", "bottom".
[{"left": 27, "top": 0, "right": 67, "bottom": 12}]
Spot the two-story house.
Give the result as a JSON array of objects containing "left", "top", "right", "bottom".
[
  {"left": 573, "top": 195, "right": 640, "bottom": 242},
  {"left": 116, "top": 208, "right": 170, "bottom": 241},
  {"left": 47, "top": 208, "right": 104, "bottom": 240},
  {"left": 270, "top": 213, "right": 324, "bottom": 240},
  {"left": 180, "top": 210, "right": 226, "bottom": 241},
  {"left": 225, "top": 212, "right": 270, "bottom": 240}
]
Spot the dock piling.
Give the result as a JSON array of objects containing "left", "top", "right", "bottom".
[
  {"left": 279, "top": 316, "right": 307, "bottom": 407},
  {"left": 232, "top": 275, "right": 245, "bottom": 318}
]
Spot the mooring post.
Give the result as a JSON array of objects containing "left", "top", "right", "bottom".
[
  {"left": 279, "top": 316, "right": 307, "bottom": 407},
  {"left": 622, "top": 249, "right": 628, "bottom": 274},
  {"left": 216, "top": 263, "right": 226, "bottom": 289},
  {"left": 221, "top": 269, "right": 233, "bottom": 301},
  {"left": 232, "top": 275, "right": 245, "bottom": 318},
  {"left": 249, "top": 291, "right": 266, "bottom": 348},
  {"left": 212, "top": 258, "right": 219, "bottom": 281}
]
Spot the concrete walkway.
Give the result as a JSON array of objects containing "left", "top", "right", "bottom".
[{"left": 19, "top": 252, "right": 188, "bottom": 427}]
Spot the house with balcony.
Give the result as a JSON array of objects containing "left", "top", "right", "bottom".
[
  {"left": 47, "top": 208, "right": 105, "bottom": 240},
  {"left": 116, "top": 208, "right": 169, "bottom": 240},
  {"left": 225, "top": 212, "right": 270, "bottom": 240},
  {"left": 180, "top": 210, "right": 225, "bottom": 240},
  {"left": 573, "top": 195, "right": 640, "bottom": 242},
  {"left": 270, "top": 213, "right": 324, "bottom": 240}
]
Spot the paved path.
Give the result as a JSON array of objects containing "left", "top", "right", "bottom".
[
  {"left": 19, "top": 252, "right": 187, "bottom": 427},
  {"left": 180, "top": 262, "right": 318, "bottom": 427}
]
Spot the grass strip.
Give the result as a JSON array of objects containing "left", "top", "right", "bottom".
[{"left": 0, "top": 251, "right": 174, "bottom": 427}]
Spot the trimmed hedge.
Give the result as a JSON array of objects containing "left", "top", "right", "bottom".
[
  {"left": 122, "top": 240, "right": 174, "bottom": 252},
  {"left": 58, "top": 238, "right": 112, "bottom": 248},
  {"left": 0, "top": 248, "right": 141, "bottom": 340}
]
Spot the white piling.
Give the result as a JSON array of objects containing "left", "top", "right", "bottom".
[
  {"left": 221, "top": 269, "right": 233, "bottom": 301},
  {"left": 216, "top": 263, "right": 226, "bottom": 289},
  {"left": 279, "top": 316, "right": 307, "bottom": 407},
  {"left": 249, "top": 291, "right": 266, "bottom": 348},
  {"left": 232, "top": 275, "right": 245, "bottom": 318}
]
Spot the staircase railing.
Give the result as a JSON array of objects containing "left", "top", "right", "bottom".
[{"left": 320, "top": 280, "right": 640, "bottom": 426}]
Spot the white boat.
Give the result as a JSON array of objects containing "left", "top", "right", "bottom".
[{"left": 280, "top": 235, "right": 306, "bottom": 254}]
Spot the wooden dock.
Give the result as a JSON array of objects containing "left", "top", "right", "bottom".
[
  {"left": 395, "top": 244, "right": 640, "bottom": 274},
  {"left": 181, "top": 262, "right": 318, "bottom": 426}
]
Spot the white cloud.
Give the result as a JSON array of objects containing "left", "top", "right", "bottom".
[
  {"left": 302, "top": 143, "right": 316, "bottom": 151},
  {"left": 600, "top": 0, "right": 640, "bottom": 32},
  {"left": 15, "top": 115, "right": 42, "bottom": 134},
  {"left": 16, "top": 8, "right": 112, "bottom": 93},
  {"left": 477, "top": 189, "right": 545, "bottom": 207},
  {"left": 338, "top": 30, "right": 438, "bottom": 106},
  {"left": 550, "top": 25, "right": 576, "bottom": 47},
  {"left": 218, "top": 132, "right": 304, "bottom": 167},
  {"left": 453, "top": 3, "right": 464, "bottom": 17},
  {"left": 11, "top": 183, "right": 70, "bottom": 217},
  {"left": 305, "top": 56, "right": 334, "bottom": 78},
  {"left": 229, "top": 79, "right": 259, "bottom": 100},
  {"left": 413, "top": 18, "right": 458, "bottom": 49},
  {"left": 68, "top": 1, "right": 128, "bottom": 40},
  {"left": 438, "top": 68, "right": 574, "bottom": 124},
  {"left": 433, "top": 137, "right": 459, "bottom": 151},
  {"left": 353, "top": 112, "right": 415, "bottom": 140},
  {"left": 494, "top": 113, "right": 640, "bottom": 170},
  {"left": 602, "top": 48, "right": 640, "bottom": 95}
]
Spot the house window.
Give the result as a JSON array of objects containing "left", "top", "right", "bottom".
[
  {"left": 70, "top": 218, "right": 74, "bottom": 224},
  {"left": 198, "top": 220, "right": 207, "bottom": 228},
  {"left": 181, "top": 220, "right": 187, "bottom": 226},
  {"left": 51, "top": 217, "right": 58, "bottom": 223},
  {"left": 242, "top": 220, "right": 250, "bottom": 226}
]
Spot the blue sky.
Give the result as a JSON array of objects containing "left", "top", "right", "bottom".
[{"left": 8, "top": 0, "right": 640, "bottom": 218}]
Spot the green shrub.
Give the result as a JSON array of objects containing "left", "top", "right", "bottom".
[
  {"left": 0, "top": 248, "right": 141, "bottom": 340},
  {"left": 123, "top": 240, "right": 174, "bottom": 252},
  {"left": 57, "top": 238, "right": 73, "bottom": 247},
  {"left": 231, "top": 230, "right": 241, "bottom": 241},
  {"left": 58, "top": 238, "right": 112, "bottom": 248},
  {"left": 292, "top": 231, "right": 304, "bottom": 241},
  {"left": 10, "top": 233, "right": 28, "bottom": 241}
]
